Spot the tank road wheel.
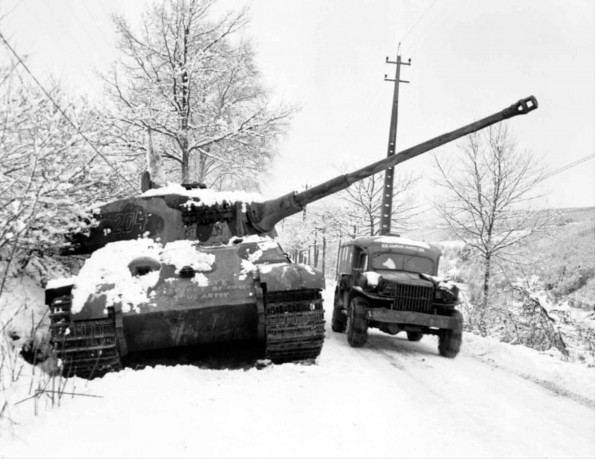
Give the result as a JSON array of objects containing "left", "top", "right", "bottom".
[
  {"left": 438, "top": 310, "right": 463, "bottom": 358},
  {"left": 407, "top": 332, "right": 423, "bottom": 342},
  {"left": 49, "top": 295, "right": 122, "bottom": 379},
  {"left": 346, "top": 297, "right": 369, "bottom": 347},
  {"left": 331, "top": 290, "right": 347, "bottom": 333}
]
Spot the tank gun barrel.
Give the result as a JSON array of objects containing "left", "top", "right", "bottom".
[{"left": 248, "top": 96, "right": 538, "bottom": 232}]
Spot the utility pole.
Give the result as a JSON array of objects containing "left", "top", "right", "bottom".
[
  {"left": 302, "top": 184, "right": 309, "bottom": 221},
  {"left": 380, "top": 45, "right": 410, "bottom": 235}
]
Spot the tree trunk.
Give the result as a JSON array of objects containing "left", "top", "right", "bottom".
[
  {"left": 481, "top": 253, "right": 492, "bottom": 337},
  {"left": 322, "top": 232, "right": 326, "bottom": 276},
  {"left": 197, "top": 150, "right": 207, "bottom": 183},
  {"left": 313, "top": 230, "right": 318, "bottom": 268},
  {"left": 181, "top": 134, "right": 190, "bottom": 183}
]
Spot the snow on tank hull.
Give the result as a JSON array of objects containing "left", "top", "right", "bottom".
[{"left": 47, "top": 237, "right": 325, "bottom": 378}]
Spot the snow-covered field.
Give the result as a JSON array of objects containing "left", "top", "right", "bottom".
[{"left": 1, "top": 282, "right": 594, "bottom": 458}]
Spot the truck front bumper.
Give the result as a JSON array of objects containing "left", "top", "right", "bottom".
[{"left": 367, "top": 308, "right": 461, "bottom": 331}]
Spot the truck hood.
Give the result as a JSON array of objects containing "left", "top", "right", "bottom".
[{"left": 364, "top": 270, "right": 434, "bottom": 288}]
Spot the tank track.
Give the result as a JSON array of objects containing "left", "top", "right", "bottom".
[
  {"left": 49, "top": 295, "right": 122, "bottom": 379},
  {"left": 264, "top": 290, "right": 325, "bottom": 363}
]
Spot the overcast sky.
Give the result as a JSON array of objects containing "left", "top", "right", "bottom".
[{"left": 1, "top": 0, "right": 593, "bottom": 209}]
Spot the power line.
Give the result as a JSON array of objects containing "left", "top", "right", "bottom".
[
  {"left": 538, "top": 153, "right": 594, "bottom": 183},
  {"left": 0, "top": 0, "right": 25, "bottom": 20},
  {"left": 401, "top": 1, "right": 457, "bottom": 57},
  {"left": 399, "top": 0, "right": 439, "bottom": 44},
  {"left": 0, "top": 31, "right": 138, "bottom": 193}
]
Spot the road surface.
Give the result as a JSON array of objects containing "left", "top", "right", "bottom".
[{"left": 2, "top": 286, "right": 594, "bottom": 458}]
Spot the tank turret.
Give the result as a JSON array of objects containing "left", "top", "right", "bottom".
[{"left": 66, "top": 96, "right": 537, "bottom": 255}]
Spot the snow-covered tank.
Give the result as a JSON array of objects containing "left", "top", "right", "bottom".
[{"left": 46, "top": 96, "right": 538, "bottom": 378}]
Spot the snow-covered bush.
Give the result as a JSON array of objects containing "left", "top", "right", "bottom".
[
  {"left": 439, "top": 222, "right": 594, "bottom": 365},
  {"left": 457, "top": 273, "right": 594, "bottom": 365},
  {"left": 0, "top": 65, "right": 132, "bottom": 290},
  {"left": 510, "top": 276, "right": 594, "bottom": 364},
  {"left": 0, "top": 62, "right": 142, "bottom": 372}
]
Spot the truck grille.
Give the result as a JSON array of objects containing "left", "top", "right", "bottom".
[{"left": 379, "top": 282, "right": 434, "bottom": 314}]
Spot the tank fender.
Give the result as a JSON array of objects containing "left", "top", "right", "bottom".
[
  {"left": 45, "top": 283, "right": 75, "bottom": 307},
  {"left": 257, "top": 263, "right": 325, "bottom": 293},
  {"left": 71, "top": 284, "right": 118, "bottom": 321}
]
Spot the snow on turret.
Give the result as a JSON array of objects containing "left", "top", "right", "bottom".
[{"left": 141, "top": 183, "right": 263, "bottom": 205}]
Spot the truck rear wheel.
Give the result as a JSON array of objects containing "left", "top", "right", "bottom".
[
  {"left": 406, "top": 331, "right": 423, "bottom": 342},
  {"left": 347, "top": 297, "right": 368, "bottom": 347},
  {"left": 331, "top": 290, "right": 347, "bottom": 333},
  {"left": 438, "top": 310, "right": 463, "bottom": 358}
]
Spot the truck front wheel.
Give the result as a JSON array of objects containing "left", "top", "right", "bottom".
[
  {"left": 438, "top": 310, "right": 463, "bottom": 358},
  {"left": 407, "top": 332, "right": 423, "bottom": 342},
  {"left": 347, "top": 297, "right": 369, "bottom": 347},
  {"left": 331, "top": 290, "right": 347, "bottom": 333}
]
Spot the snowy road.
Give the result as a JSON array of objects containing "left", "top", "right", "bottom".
[{"left": 2, "top": 285, "right": 594, "bottom": 458}]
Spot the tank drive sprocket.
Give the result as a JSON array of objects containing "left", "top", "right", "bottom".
[{"left": 49, "top": 295, "right": 122, "bottom": 379}]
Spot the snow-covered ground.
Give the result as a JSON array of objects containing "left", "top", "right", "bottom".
[{"left": 1, "top": 282, "right": 594, "bottom": 458}]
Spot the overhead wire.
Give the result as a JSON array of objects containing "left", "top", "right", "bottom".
[
  {"left": 538, "top": 154, "right": 594, "bottom": 183},
  {"left": 398, "top": 0, "right": 439, "bottom": 44},
  {"left": 63, "top": 1, "right": 111, "bottom": 58},
  {"left": 0, "top": 31, "right": 138, "bottom": 193},
  {"left": 397, "top": 0, "right": 460, "bottom": 58},
  {"left": 0, "top": 0, "right": 25, "bottom": 21}
]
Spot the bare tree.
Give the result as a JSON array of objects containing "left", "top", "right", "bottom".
[
  {"left": 275, "top": 172, "right": 420, "bottom": 277},
  {"left": 434, "top": 124, "right": 546, "bottom": 335},
  {"left": 277, "top": 201, "right": 347, "bottom": 277},
  {"left": 339, "top": 172, "right": 420, "bottom": 237},
  {"left": 103, "top": 0, "right": 295, "bottom": 189}
]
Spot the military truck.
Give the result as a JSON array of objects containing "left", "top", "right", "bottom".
[
  {"left": 46, "top": 96, "right": 537, "bottom": 378},
  {"left": 332, "top": 234, "right": 462, "bottom": 357}
]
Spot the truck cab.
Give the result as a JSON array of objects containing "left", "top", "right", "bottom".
[{"left": 332, "top": 234, "right": 463, "bottom": 358}]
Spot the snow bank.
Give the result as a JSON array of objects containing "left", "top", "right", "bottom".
[
  {"left": 0, "top": 276, "right": 47, "bottom": 351},
  {"left": 1, "top": 281, "right": 594, "bottom": 458},
  {"left": 462, "top": 332, "right": 595, "bottom": 404}
]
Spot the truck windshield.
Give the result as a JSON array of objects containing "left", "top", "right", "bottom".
[{"left": 371, "top": 252, "right": 434, "bottom": 274}]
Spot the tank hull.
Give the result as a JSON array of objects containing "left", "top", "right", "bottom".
[
  {"left": 121, "top": 304, "right": 259, "bottom": 352},
  {"left": 47, "top": 237, "right": 325, "bottom": 378}
]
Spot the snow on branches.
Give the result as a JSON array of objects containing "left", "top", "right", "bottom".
[
  {"left": 103, "top": 0, "right": 296, "bottom": 189},
  {"left": 0, "top": 65, "right": 125, "bottom": 287}
]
